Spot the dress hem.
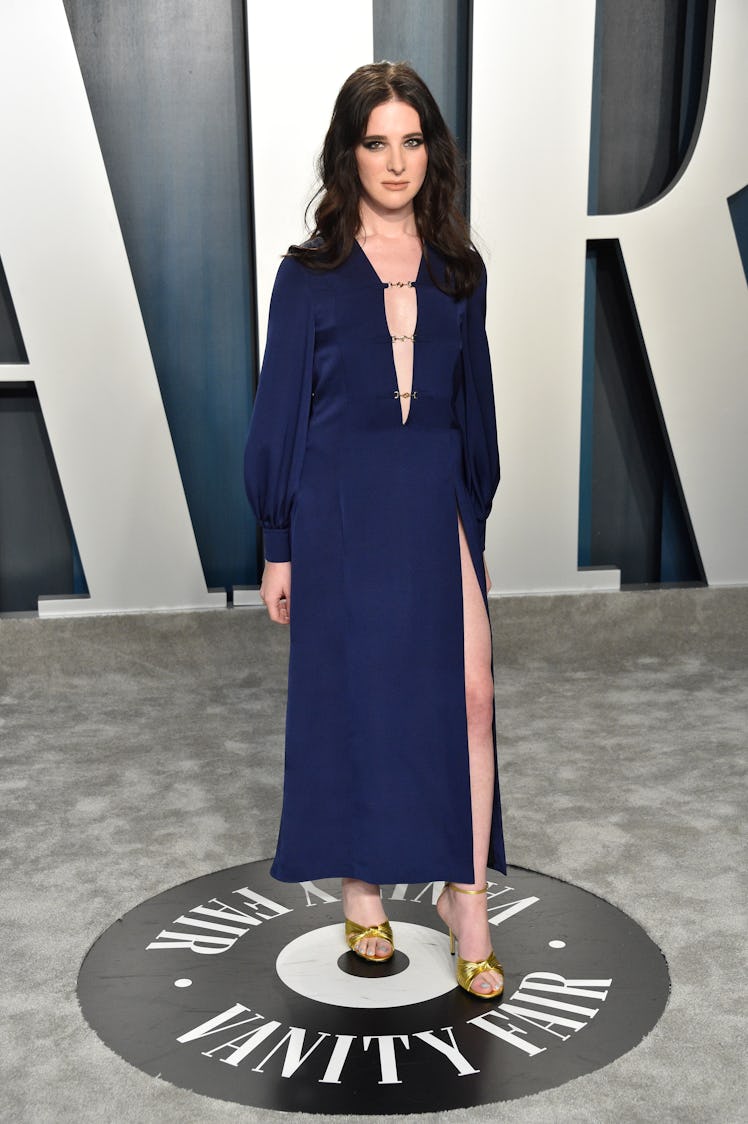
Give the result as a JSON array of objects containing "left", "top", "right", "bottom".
[{"left": 269, "top": 859, "right": 508, "bottom": 884}]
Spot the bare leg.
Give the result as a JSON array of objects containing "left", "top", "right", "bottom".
[
  {"left": 341, "top": 878, "right": 392, "bottom": 959},
  {"left": 436, "top": 512, "right": 503, "bottom": 994}
]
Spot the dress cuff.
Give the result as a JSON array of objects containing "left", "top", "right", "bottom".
[{"left": 262, "top": 527, "right": 291, "bottom": 563}]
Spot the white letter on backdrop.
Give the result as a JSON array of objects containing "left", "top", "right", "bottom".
[
  {"left": 472, "top": 0, "right": 748, "bottom": 593},
  {"left": 0, "top": 0, "right": 225, "bottom": 615},
  {"left": 588, "top": 0, "right": 748, "bottom": 587},
  {"left": 245, "top": 0, "right": 374, "bottom": 356}
]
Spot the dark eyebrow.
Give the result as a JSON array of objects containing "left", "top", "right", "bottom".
[{"left": 361, "top": 132, "right": 424, "bottom": 142}]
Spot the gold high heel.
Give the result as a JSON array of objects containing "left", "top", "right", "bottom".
[
  {"left": 440, "top": 882, "right": 504, "bottom": 998},
  {"left": 344, "top": 918, "right": 395, "bottom": 962}
]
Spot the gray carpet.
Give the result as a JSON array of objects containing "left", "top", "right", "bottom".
[{"left": 1, "top": 587, "right": 746, "bottom": 1123}]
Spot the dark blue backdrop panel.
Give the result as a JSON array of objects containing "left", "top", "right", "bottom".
[
  {"left": 728, "top": 185, "right": 748, "bottom": 286},
  {"left": 581, "top": 0, "right": 711, "bottom": 584},
  {"left": 1, "top": 256, "right": 84, "bottom": 609},
  {"left": 0, "top": 384, "right": 85, "bottom": 609},
  {"left": 581, "top": 242, "right": 703, "bottom": 585},
  {"left": 373, "top": 0, "right": 471, "bottom": 158},
  {"left": 590, "top": 0, "right": 711, "bottom": 214},
  {"left": 578, "top": 251, "right": 598, "bottom": 568},
  {"left": 63, "top": 0, "right": 258, "bottom": 593},
  {"left": 0, "top": 256, "right": 27, "bottom": 365}
]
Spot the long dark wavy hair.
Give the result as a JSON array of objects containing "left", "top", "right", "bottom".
[{"left": 288, "top": 62, "right": 482, "bottom": 298}]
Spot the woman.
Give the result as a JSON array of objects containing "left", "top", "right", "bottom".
[{"left": 244, "top": 62, "right": 505, "bottom": 998}]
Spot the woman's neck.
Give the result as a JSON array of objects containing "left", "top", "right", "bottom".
[{"left": 357, "top": 198, "right": 419, "bottom": 243}]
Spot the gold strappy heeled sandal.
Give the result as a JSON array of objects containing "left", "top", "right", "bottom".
[
  {"left": 344, "top": 918, "right": 395, "bottom": 962},
  {"left": 440, "top": 882, "right": 504, "bottom": 998}
]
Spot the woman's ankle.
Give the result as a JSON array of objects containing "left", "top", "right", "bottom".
[
  {"left": 342, "top": 878, "right": 381, "bottom": 896},
  {"left": 448, "top": 881, "right": 488, "bottom": 895},
  {"left": 341, "top": 879, "right": 387, "bottom": 921}
]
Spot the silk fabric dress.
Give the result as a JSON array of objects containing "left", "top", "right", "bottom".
[{"left": 244, "top": 242, "right": 506, "bottom": 883}]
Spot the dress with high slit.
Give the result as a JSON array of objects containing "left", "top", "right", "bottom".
[{"left": 244, "top": 242, "right": 506, "bottom": 883}]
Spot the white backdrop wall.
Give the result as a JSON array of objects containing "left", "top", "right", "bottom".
[
  {"left": 587, "top": 0, "right": 748, "bottom": 587},
  {"left": 0, "top": 0, "right": 746, "bottom": 615}
]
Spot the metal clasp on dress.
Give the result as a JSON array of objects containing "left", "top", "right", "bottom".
[{"left": 393, "top": 390, "right": 417, "bottom": 399}]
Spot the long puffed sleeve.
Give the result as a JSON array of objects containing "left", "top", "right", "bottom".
[
  {"left": 456, "top": 265, "right": 500, "bottom": 551},
  {"left": 244, "top": 258, "right": 314, "bottom": 562}
]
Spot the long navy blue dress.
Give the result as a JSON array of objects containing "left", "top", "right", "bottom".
[{"left": 244, "top": 241, "right": 506, "bottom": 883}]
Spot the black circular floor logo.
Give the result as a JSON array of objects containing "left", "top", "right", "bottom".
[{"left": 77, "top": 862, "right": 669, "bottom": 1114}]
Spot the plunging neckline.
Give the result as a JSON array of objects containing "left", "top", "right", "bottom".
[
  {"left": 353, "top": 237, "right": 425, "bottom": 288},
  {"left": 354, "top": 241, "right": 421, "bottom": 426}
]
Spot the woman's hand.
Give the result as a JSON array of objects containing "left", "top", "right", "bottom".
[
  {"left": 260, "top": 561, "right": 291, "bottom": 624},
  {"left": 483, "top": 554, "right": 492, "bottom": 593}
]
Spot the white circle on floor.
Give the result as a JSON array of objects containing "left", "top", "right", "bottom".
[
  {"left": 549, "top": 940, "right": 566, "bottom": 948},
  {"left": 275, "top": 922, "right": 456, "bottom": 1008}
]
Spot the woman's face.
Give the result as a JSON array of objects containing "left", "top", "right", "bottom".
[{"left": 355, "top": 99, "right": 428, "bottom": 217}]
